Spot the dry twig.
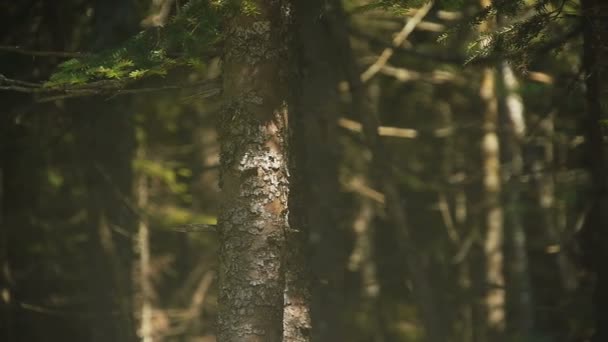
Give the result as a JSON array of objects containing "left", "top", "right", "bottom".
[{"left": 360, "top": 0, "right": 435, "bottom": 82}]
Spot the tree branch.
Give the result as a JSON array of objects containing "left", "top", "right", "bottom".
[
  {"left": 0, "top": 45, "right": 88, "bottom": 58},
  {"left": 0, "top": 74, "right": 221, "bottom": 102},
  {"left": 351, "top": 28, "right": 463, "bottom": 64},
  {"left": 172, "top": 223, "right": 217, "bottom": 233},
  {"left": 360, "top": 0, "right": 435, "bottom": 82}
]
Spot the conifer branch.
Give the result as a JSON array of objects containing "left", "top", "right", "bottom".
[{"left": 0, "top": 73, "right": 221, "bottom": 102}]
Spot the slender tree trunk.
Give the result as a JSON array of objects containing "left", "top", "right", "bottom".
[
  {"left": 76, "top": 104, "right": 137, "bottom": 342},
  {"left": 136, "top": 150, "right": 154, "bottom": 342},
  {"left": 437, "top": 98, "right": 474, "bottom": 342},
  {"left": 479, "top": 2, "right": 505, "bottom": 335},
  {"left": 348, "top": 197, "right": 378, "bottom": 298},
  {"left": 498, "top": 62, "right": 533, "bottom": 337},
  {"left": 347, "top": 80, "right": 381, "bottom": 341},
  {"left": 0, "top": 163, "right": 14, "bottom": 342},
  {"left": 358, "top": 81, "right": 381, "bottom": 304},
  {"left": 216, "top": 2, "right": 291, "bottom": 341},
  {"left": 580, "top": 1, "right": 608, "bottom": 341},
  {"left": 480, "top": 65, "right": 505, "bottom": 338},
  {"left": 0, "top": 113, "right": 52, "bottom": 341},
  {"left": 532, "top": 112, "right": 578, "bottom": 292}
]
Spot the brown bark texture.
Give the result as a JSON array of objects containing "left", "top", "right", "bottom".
[{"left": 216, "top": 2, "right": 291, "bottom": 341}]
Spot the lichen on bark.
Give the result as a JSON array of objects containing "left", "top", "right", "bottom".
[{"left": 216, "top": 2, "right": 291, "bottom": 341}]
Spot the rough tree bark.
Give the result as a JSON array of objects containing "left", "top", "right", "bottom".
[{"left": 216, "top": 2, "right": 291, "bottom": 341}]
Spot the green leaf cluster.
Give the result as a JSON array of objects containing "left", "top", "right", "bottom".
[{"left": 438, "top": 0, "right": 573, "bottom": 69}]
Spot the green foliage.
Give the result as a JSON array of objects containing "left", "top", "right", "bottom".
[
  {"left": 46, "top": 0, "right": 230, "bottom": 88},
  {"left": 241, "top": 0, "right": 261, "bottom": 15},
  {"left": 438, "top": 0, "right": 572, "bottom": 69},
  {"left": 47, "top": 168, "right": 64, "bottom": 188},
  {"left": 464, "top": 11, "right": 552, "bottom": 66},
  {"left": 135, "top": 158, "right": 189, "bottom": 194},
  {"left": 358, "top": 0, "right": 480, "bottom": 12},
  {"left": 438, "top": 0, "right": 528, "bottom": 41},
  {"left": 154, "top": 205, "right": 217, "bottom": 227}
]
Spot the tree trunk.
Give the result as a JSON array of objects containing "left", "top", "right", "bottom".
[
  {"left": 580, "top": 1, "right": 608, "bottom": 341},
  {"left": 0, "top": 138, "right": 14, "bottom": 342},
  {"left": 480, "top": 65, "right": 505, "bottom": 338},
  {"left": 286, "top": 1, "right": 348, "bottom": 340},
  {"left": 216, "top": 2, "right": 291, "bottom": 341},
  {"left": 478, "top": 1, "right": 505, "bottom": 337},
  {"left": 498, "top": 61, "right": 533, "bottom": 337},
  {"left": 532, "top": 112, "right": 578, "bottom": 293},
  {"left": 347, "top": 80, "right": 381, "bottom": 340},
  {"left": 136, "top": 149, "right": 154, "bottom": 342},
  {"left": 75, "top": 103, "right": 137, "bottom": 342},
  {"left": 0, "top": 115, "right": 39, "bottom": 342}
]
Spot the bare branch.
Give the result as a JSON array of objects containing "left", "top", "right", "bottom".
[
  {"left": 380, "top": 64, "right": 463, "bottom": 84},
  {"left": 351, "top": 28, "right": 463, "bottom": 64},
  {"left": 172, "top": 223, "right": 217, "bottom": 233},
  {"left": 338, "top": 117, "right": 418, "bottom": 138},
  {"left": 360, "top": 0, "right": 435, "bottom": 82},
  {"left": 344, "top": 177, "right": 386, "bottom": 204},
  {"left": 0, "top": 45, "right": 87, "bottom": 58}
]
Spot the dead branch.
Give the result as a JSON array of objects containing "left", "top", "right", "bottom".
[
  {"left": 360, "top": 1, "right": 435, "bottom": 82},
  {"left": 0, "top": 45, "right": 87, "bottom": 58},
  {"left": 338, "top": 117, "right": 418, "bottom": 138}
]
